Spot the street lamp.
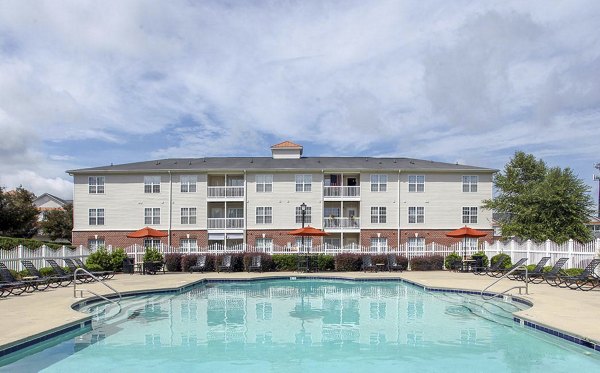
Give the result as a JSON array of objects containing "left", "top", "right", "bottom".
[
  {"left": 594, "top": 163, "right": 600, "bottom": 218},
  {"left": 300, "top": 203, "right": 307, "bottom": 272}
]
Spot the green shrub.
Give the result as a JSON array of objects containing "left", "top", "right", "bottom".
[
  {"left": 242, "top": 253, "right": 276, "bottom": 271},
  {"left": 445, "top": 252, "right": 462, "bottom": 270},
  {"left": 85, "top": 263, "right": 104, "bottom": 272},
  {"left": 109, "top": 248, "right": 129, "bottom": 272},
  {"left": 410, "top": 255, "right": 444, "bottom": 270},
  {"left": 39, "top": 267, "right": 55, "bottom": 277},
  {"left": 471, "top": 252, "right": 489, "bottom": 268},
  {"left": 272, "top": 254, "right": 297, "bottom": 271},
  {"left": 316, "top": 254, "right": 335, "bottom": 271},
  {"left": 0, "top": 236, "right": 75, "bottom": 251},
  {"left": 86, "top": 248, "right": 113, "bottom": 270},
  {"left": 491, "top": 253, "right": 511, "bottom": 269},
  {"left": 563, "top": 268, "right": 584, "bottom": 276},
  {"left": 334, "top": 254, "right": 362, "bottom": 271},
  {"left": 143, "top": 247, "right": 164, "bottom": 262}
]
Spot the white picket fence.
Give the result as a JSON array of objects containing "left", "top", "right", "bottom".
[{"left": 1, "top": 238, "right": 599, "bottom": 271}]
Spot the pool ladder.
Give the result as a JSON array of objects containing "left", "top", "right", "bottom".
[
  {"left": 73, "top": 268, "right": 122, "bottom": 309},
  {"left": 481, "top": 265, "right": 528, "bottom": 301}
]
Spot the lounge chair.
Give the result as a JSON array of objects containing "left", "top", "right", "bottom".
[
  {"left": 537, "top": 258, "right": 569, "bottom": 285},
  {"left": 248, "top": 255, "right": 262, "bottom": 272},
  {"left": 556, "top": 259, "right": 600, "bottom": 291},
  {"left": 361, "top": 255, "right": 377, "bottom": 272},
  {"left": 507, "top": 256, "right": 550, "bottom": 281},
  {"left": 46, "top": 259, "right": 87, "bottom": 284},
  {"left": 218, "top": 255, "right": 233, "bottom": 272},
  {"left": 0, "top": 262, "right": 43, "bottom": 293},
  {"left": 473, "top": 258, "right": 503, "bottom": 276},
  {"left": 190, "top": 255, "right": 207, "bottom": 273},
  {"left": 63, "top": 258, "right": 96, "bottom": 282},
  {"left": 21, "top": 260, "right": 72, "bottom": 288},
  {"left": 489, "top": 258, "right": 528, "bottom": 278},
  {"left": 74, "top": 258, "right": 115, "bottom": 280},
  {"left": 386, "top": 254, "right": 404, "bottom": 272}
]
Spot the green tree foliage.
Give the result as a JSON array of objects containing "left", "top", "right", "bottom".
[
  {"left": 39, "top": 203, "right": 73, "bottom": 241},
  {"left": 0, "top": 186, "right": 39, "bottom": 238},
  {"left": 483, "top": 151, "right": 594, "bottom": 243}
]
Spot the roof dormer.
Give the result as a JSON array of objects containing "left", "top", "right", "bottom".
[{"left": 271, "top": 141, "right": 303, "bottom": 159}]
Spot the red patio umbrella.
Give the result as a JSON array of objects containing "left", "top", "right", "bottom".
[
  {"left": 287, "top": 226, "right": 329, "bottom": 272},
  {"left": 446, "top": 226, "right": 487, "bottom": 259},
  {"left": 126, "top": 227, "right": 168, "bottom": 238}
]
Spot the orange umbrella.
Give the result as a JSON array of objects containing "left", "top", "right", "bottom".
[
  {"left": 126, "top": 227, "right": 168, "bottom": 238},
  {"left": 446, "top": 226, "right": 487, "bottom": 259},
  {"left": 288, "top": 226, "right": 329, "bottom": 237}
]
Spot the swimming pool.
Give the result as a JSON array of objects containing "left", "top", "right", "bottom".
[{"left": 2, "top": 279, "right": 599, "bottom": 372}]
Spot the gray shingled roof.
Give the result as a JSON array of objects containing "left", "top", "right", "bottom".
[{"left": 67, "top": 157, "right": 496, "bottom": 174}]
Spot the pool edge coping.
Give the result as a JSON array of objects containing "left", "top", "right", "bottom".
[{"left": 1, "top": 274, "right": 599, "bottom": 357}]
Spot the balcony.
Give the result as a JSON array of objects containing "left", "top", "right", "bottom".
[
  {"left": 323, "top": 186, "right": 360, "bottom": 200},
  {"left": 207, "top": 186, "right": 244, "bottom": 200},
  {"left": 323, "top": 217, "right": 360, "bottom": 231},
  {"left": 207, "top": 218, "right": 245, "bottom": 230}
]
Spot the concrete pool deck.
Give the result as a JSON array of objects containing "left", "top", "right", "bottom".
[{"left": 1, "top": 271, "right": 599, "bottom": 353}]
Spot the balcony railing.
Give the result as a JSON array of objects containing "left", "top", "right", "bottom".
[
  {"left": 323, "top": 186, "right": 360, "bottom": 198},
  {"left": 207, "top": 186, "right": 244, "bottom": 199},
  {"left": 207, "top": 218, "right": 245, "bottom": 229},
  {"left": 323, "top": 217, "right": 360, "bottom": 230}
]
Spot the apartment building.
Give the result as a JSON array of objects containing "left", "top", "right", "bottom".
[{"left": 68, "top": 141, "right": 495, "bottom": 250}]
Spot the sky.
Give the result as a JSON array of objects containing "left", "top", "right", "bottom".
[{"left": 0, "top": 0, "right": 599, "bottom": 207}]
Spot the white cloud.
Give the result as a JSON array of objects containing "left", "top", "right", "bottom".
[{"left": 0, "top": 0, "right": 599, "bottom": 197}]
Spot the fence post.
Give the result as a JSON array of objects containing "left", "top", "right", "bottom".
[
  {"left": 17, "top": 244, "right": 24, "bottom": 271},
  {"left": 509, "top": 239, "right": 515, "bottom": 262},
  {"left": 596, "top": 238, "right": 600, "bottom": 257},
  {"left": 568, "top": 239, "right": 574, "bottom": 266},
  {"left": 526, "top": 239, "right": 532, "bottom": 262},
  {"left": 545, "top": 239, "right": 551, "bottom": 259},
  {"left": 62, "top": 245, "right": 67, "bottom": 259},
  {"left": 41, "top": 245, "right": 47, "bottom": 268}
]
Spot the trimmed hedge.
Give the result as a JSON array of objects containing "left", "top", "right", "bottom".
[
  {"left": 444, "top": 252, "right": 462, "bottom": 270},
  {"left": 334, "top": 254, "right": 362, "bottom": 271},
  {"left": 0, "top": 236, "right": 74, "bottom": 250},
  {"left": 86, "top": 247, "right": 129, "bottom": 272},
  {"left": 272, "top": 254, "right": 297, "bottom": 271},
  {"left": 410, "top": 255, "right": 444, "bottom": 271},
  {"left": 165, "top": 253, "right": 183, "bottom": 272},
  {"left": 471, "top": 252, "right": 489, "bottom": 268},
  {"left": 182, "top": 254, "right": 217, "bottom": 272},
  {"left": 491, "top": 253, "right": 512, "bottom": 269}
]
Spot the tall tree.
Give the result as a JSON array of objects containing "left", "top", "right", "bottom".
[
  {"left": 483, "top": 151, "right": 594, "bottom": 243},
  {"left": 39, "top": 203, "right": 73, "bottom": 241},
  {"left": 0, "top": 186, "right": 39, "bottom": 238}
]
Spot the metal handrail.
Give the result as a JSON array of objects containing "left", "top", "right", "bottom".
[
  {"left": 481, "top": 265, "right": 528, "bottom": 300},
  {"left": 73, "top": 268, "right": 122, "bottom": 305}
]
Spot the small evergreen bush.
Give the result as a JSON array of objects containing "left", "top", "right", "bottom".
[
  {"left": 165, "top": 253, "right": 183, "bottom": 272},
  {"left": 272, "top": 254, "right": 297, "bottom": 271},
  {"left": 491, "top": 253, "right": 511, "bottom": 269},
  {"left": 444, "top": 252, "right": 462, "bottom": 270},
  {"left": 410, "top": 255, "right": 444, "bottom": 270},
  {"left": 334, "top": 254, "right": 362, "bottom": 271},
  {"left": 143, "top": 247, "right": 164, "bottom": 262}
]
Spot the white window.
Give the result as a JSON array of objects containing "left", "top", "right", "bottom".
[
  {"left": 180, "top": 239, "right": 197, "bottom": 251},
  {"left": 370, "top": 237, "right": 388, "bottom": 252},
  {"left": 181, "top": 176, "right": 197, "bottom": 193},
  {"left": 145, "top": 208, "right": 160, "bottom": 225},
  {"left": 181, "top": 208, "right": 197, "bottom": 225},
  {"left": 88, "top": 239, "right": 105, "bottom": 250},
  {"left": 295, "top": 237, "right": 313, "bottom": 250},
  {"left": 295, "top": 206, "right": 312, "bottom": 224},
  {"left": 295, "top": 174, "right": 312, "bottom": 192},
  {"left": 88, "top": 208, "right": 104, "bottom": 225},
  {"left": 462, "top": 176, "right": 478, "bottom": 192},
  {"left": 88, "top": 176, "right": 105, "bottom": 194},
  {"left": 465, "top": 237, "right": 478, "bottom": 252},
  {"left": 256, "top": 174, "right": 273, "bottom": 193},
  {"left": 144, "top": 238, "right": 161, "bottom": 248},
  {"left": 370, "top": 207, "right": 387, "bottom": 224},
  {"left": 144, "top": 176, "right": 161, "bottom": 193},
  {"left": 462, "top": 207, "right": 478, "bottom": 224},
  {"left": 370, "top": 174, "right": 387, "bottom": 192},
  {"left": 256, "top": 207, "right": 272, "bottom": 224},
  {"left": 408, "top": 207, "right": 424, "bottom": 224},
  {"left": 256, "top": 238, "right": 273, "bottom": 252},
  {"left": 408, "top": 175, "right": 425, "bottom": 192},
  {"left": 408, "top": 237, "right": 425, "bottom": 252}
]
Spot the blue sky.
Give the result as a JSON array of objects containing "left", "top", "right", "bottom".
[{"left": 0, "top": 0, "right": 599, "bottom": 208}]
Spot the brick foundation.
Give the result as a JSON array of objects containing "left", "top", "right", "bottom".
[
  {"left": 72, "top": 230, "right": 209, "bottom": 248},
  {"left": 399, "top": 229, "right": 493, "bottom": 246}
]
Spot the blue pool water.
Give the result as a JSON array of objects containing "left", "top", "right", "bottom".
[{"left": 1, "top": 279, "right": 599, "bottom": 372}]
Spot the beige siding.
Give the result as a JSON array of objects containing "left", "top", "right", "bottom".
[
  {"left": 399, "top": 172, "right": 493, "bottom": 229},
  {"left": 246, "top": 172, "right": 322, "bottom": 230},
  {"left": 360, "top": 172, "right": 399, "bottom": 229}
]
